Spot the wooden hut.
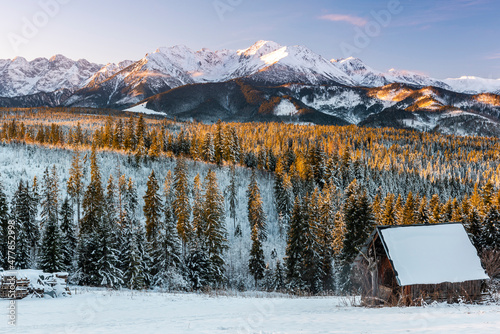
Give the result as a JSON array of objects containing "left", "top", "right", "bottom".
[{"left": 357, "top": 223, "right": 489, "bottom": 305}]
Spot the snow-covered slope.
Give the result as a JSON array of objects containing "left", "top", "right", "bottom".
[
  {"left": 0, "top": 55, "right": 102, "bottom": 97},
  {"left": 331, "top": 57, "right": 451, "bottom": 90},
  {"left": 444, "top": 76, "right": 500, "bottom": 94}
]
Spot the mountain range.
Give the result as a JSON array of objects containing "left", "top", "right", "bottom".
[{"left": 1, "top": 40, "right": 500, "bottom": 137}]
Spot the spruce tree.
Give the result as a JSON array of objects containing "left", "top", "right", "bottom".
[
  {"left": 59, "top": 197, "right": 76, "bottom": 271},
  {"left": 202, "top": 133, "right": 215, "bottom": 162},
  {"left": 225, "top": 165, "right": 239, "bottom": 234},
  {"left": 248, "top": 223, "right": 265, "bottom": 287},
  {"left": 143, "top": 170, "right": 163, "bottom": 242},
  {"left": 202, "top": 170, "right": 227, "bottom": 286},
  {"left": 174, "top": 159, "right": 192, "bottom": 255},
  {"left": 271, "top": 260, "right": 286, "bottom": 292},
  {"left": 95, "top": 217, "right": 123, "bottom": 288},
  {"left": 80, "top": 146, "right": 104, "bottom": 234},
  {"left": 120, "top": 177, "right": 147, "bottom": 289},
  {"left": 317, "top": 188, "right": 335, "bottom": 291},
  {"left": 302, "top": 190, "right": 323, "bottom": 293},
  {"left": 341, "top": 181, "right": 374, "bottom": 264},
  {"left": 247, "top": 170, "right": 267, "bottom": 240},
  {"left": 214, "top": 120, "right": 224, "bottom": 165},
  {"left": 124, "top": 116, "right": 136, "bottom": 151},
  {"left": 285, "top": 196, "right": 307, "bottom": 291},
  {"left": 39, "top": 166, "right": 63, "bottom": 273},
  {"left": 67, "top": 150, "right": 85, "bottom": 226},
  {"left": 39, "top": 215, "right": 64, "bottom": 273},
  {"left": 467, "top": 208, "right": 483, "bottom": 250},
  {"left": 41, "top": 166, "right": 59, "bottom": 229},
  {"left": 11, "top": 181, "right": 38, "bottom": 269},
  {"left": 274, "top": 159, "right": 293, "bottom": 234},
  {"left": 482, "top": 206, "right": 500, "bottom": 250},
  {"left": 150, "top": 172, "right": 182, "bottom": 288},
  {"left": 78, "top": 146, "right": 106, "bottom": 285},
  {"left": 441, "top": 199, "right": 453, "bottom": 223}
]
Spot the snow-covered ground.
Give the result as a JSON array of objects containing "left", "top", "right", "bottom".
[
  {"left": 1, "top": 289, "right": 499, "bottom": 334},
  {"left": 125, "top": 102, "right": 165, "bottom": 115}
]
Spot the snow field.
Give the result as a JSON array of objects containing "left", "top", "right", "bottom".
[{"left": 1, "top": 289, "right": 499, "bottom": 334}]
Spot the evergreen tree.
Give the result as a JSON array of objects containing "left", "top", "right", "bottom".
[
  {"left": 124, "top": 116, "right": 136, "bottom": 151},
  {"left": 381, "top": 193, "right": 396, "bottom": 225},
  {"left": 78, "top": 146, "right": 107, "bottom": 285},
  {"left": 441, "top": 199, "right": 453, "bottom": 223},
  {"left": 394, "top": 194, "right": 403, "bottom": 225},
  {"left": 80, "top": 146, "right": 104, "bottom": 234},
  {"left": 285, "top": 196, "right": 306, "bottom": 290},
  {"left": 202, "top": 132, "right": 215, "bottom": 163},
  {"left": 202, "top": 170, "right": 227, "bottom": 286},
  {"left": 271, "top": 260, "right": 286, "bottom": 292},
  {"left": 225, "top": 165, "right": 239, "bottom": 235},
  {"left": 481, "top": 181, "right": 495, "bottom": 214},
  {"left": 143, "top": 170, "right": 163, "bottom": 242},
  {"left": 150, "top": 172, "right": 182, "bottom": 288},
  {"left": 112, "top": 119, "right": 124, "bottom": 149},
  {"left": 274, "top": 159, "right": 293, "bottom": 234},
  {"left": 104, "top": 175, "right": 117, "bottom": 227},
  {"left": 59, "top": 197, "right": 76, "bottom": 271},
  {"left": 214, "top": 120, "right": 224, "bottom": 165},
  {"left": 136, "top": 114, "right": 146, "bottom": 146},
  {"left": 429, "top": 194, "right": 442, "bottom": 224},
  {"left": 192, "top": 174, "right": 204, "bottom": 239},
  {"left": 11, "top": 181, "right": 38, "bottom": 269},
  {"left": 416, "top": 196, "right": 430, "bottom": 224},
  {"left": 67, "top": 150, "right": 85, "bottom": 226},
  {"left": 39, "top": 214, "right": 64, "bottom": 273},
  {"left": 95, "top": 217, "right": 123, "bottom": 288},
  {"left": 174, "top": 159, "right": 192, "bottom": 255},
  {"left": 372, "top": 193, "right": 382, "bottom": 225},
  {"left": 120, "top": 177, "right": 147, "bottom": 289},
  {"left": 401, "top": 192, "right": 416, "bottom": 225},
  {"left": 482, "top": 205, "right": 500, "bottom": 250},
  {"left": 466, "top": 207, "right": 483, "bottom": 250},
  {"left": 284, "top": 193, "right": 324, "bottom": 293},
  {"left": 248, "top": 223, "right": 265, "bottom": 287},
  {"left": 302, "top": 189, "right": 323, "bottom": 293},
  {"left": 40, "top": 166, "right": 59, "bottom": 229},
  {"left": 317, "top": 189, "right": 335, "bottom": 291},
  {"left": 247, "top": 170, "right": 267, "bottom": 240},
  {"left": 341, "top": 181, "right": 374, "bottom": 264}
]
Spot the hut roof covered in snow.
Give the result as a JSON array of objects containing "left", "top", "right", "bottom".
[{"left": 374, "top": 223, "right": 489, "bottom": 286}]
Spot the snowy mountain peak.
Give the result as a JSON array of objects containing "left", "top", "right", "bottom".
[
  {"left": 49, "top": 54, "right": 71, "bottom": 63},
  {"left": 237, "top": 40, "right": 282, "bottom": 57}
]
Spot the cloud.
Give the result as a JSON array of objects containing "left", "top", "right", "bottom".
[
  {"left": 319, "top": 14, "right": 367, "bottom": 27},
  {"left": 485, "top": 53, "right": 500, "bottom": 60}
]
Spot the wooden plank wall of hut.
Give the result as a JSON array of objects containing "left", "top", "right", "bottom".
[{"left": 403, "top": 280, "right": 482, "bottom": 304}]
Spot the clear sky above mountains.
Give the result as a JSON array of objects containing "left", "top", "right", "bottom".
[{"left": 0, "top": 0, "right": 498, "bottom": 79}]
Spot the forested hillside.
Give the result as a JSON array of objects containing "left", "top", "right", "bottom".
[{"left": 0, "top": 107, "right": 499, "bottom": 293}]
